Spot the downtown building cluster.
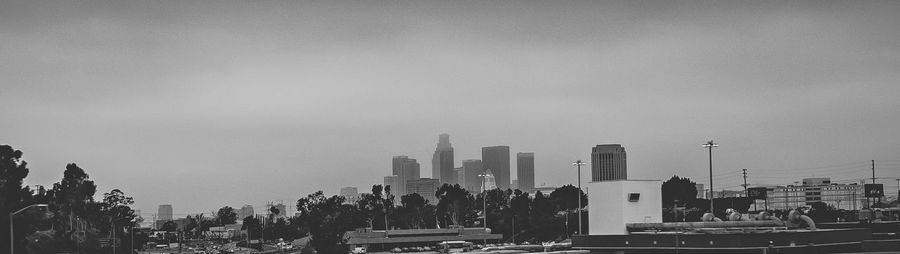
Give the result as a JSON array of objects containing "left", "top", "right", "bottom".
[
  {"left": 373, "top": 134, "right": 543, "bottom": 204},
  {"left": 349, "top": 134, "right": 631, "bottom": 205}
]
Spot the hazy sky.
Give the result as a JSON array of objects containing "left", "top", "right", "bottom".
[{"left": 2, "top": 0, "right": 899, "bottom": 217}]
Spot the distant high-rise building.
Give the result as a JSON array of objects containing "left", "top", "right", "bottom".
[
  {"left": 511, "top": 180, "right": 519, "bottom": 190},
  {"left": 696, "top": 184, "right": 706, "bottom": 199},
  {"left": 591, "top": 144, "right": 627, "bottom": 181},
  {"left": 407, "top": 178, "right": 441, "bottom": 205},
  {"left": 455, "top": 167, "right": 465, "bottom": 189},
  {"left": 482, "top": 146, "right": 511, "bottom": 189},
  {"left": 340, "top": 186, "right": 359, "bottom": 204},
  {"left": 158, "top": 204, "right": 173, "bottom": 221},
  {"left": 384, "top": 175, "right": 400, "bottom": 199},
  {"left": 239, "top": 205, "right": 254, "bottom": 219},
  {"left": 392, "top": 156, "right": 421, "bottom": 196},
  {"left": 516, "top": 152, "right": 535, "bottom": 192},
  {"left": 462, "top": 159, "right": 484, "bottom": 193},
  {"left": 481, "top": 169, "right": 497, "bottom": 192},
  {"left": 432, "top": 134, "right": 455, "bottom": 184}
]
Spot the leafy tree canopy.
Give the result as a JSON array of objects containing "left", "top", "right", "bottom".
[
  {"left": 549, "top": 185, "right": 587, "bottom": 211},
  {"left": 662, "top": 175, "right": 698, "bottom": 206},
  {"left": 217, "top": 206, "right": 238, "bottom": 224}
]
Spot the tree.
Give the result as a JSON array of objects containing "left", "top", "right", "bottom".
[
  {"left": 0, "top": 145, "right": 37, "bottom": 253},
  {"left": 100, "top": 189, "right": 140, "bottom": 251},
  {"left": 397, "top": 193, "right": 428, "bottom": 229},
  {"left": 48, "top": 163, "right": 100, "bottom": 253},
  {"left": 242, "top": 215, "right": 262, "bottom": 240},
  {"left": 475, "top": 189, "right": 512, "bottom": 235},
  {"left": 661, "top": 175, "right": 698, "bottom": 206},
  {"left": 529, "top": 191, "right": 557, "bottom": 242},
  {"left": 217, "top": 206, "right": 238, "bottom": 225},
  {"left": 509, "top": 190, "right": 531, "bottom": 242},
  {"left": 356, "top": 185, "right": 394, "bottom": 230},
  {"left": 549, "top": 185, "right": 587, "bottom": 212},
  {"left": 296, "top": 191, "right": 360, "bottom": 253},
  {"left": 435, "top": 184, "right": 475, "bottom": 227}
]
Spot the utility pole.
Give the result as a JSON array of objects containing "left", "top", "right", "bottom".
[
  {"left": 702, "top": 140, "right": 719, "bottom": 214},
  {"left": 742, "top": 169, "right": 753, "bottom": 211},
  {"left": 742, "top": 169, "right": 748, "bottom": 196},
  {"left": 871, "top": 160, "right": 876, "bottom": 184},
  {"left": 573, "top": 160, "right": 587, "bottom": 235}
]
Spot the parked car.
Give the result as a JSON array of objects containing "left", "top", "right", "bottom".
[{"left": 351, "top": 246, "right": 367, "bottom": 254}]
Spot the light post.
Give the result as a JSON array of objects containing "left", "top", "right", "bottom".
[
  {"left": 9, "top": 204, "right": 48, "bottom": 254},
  {"left": 573, "top": 160, "right": 587, "bottom": 235},
  {"left": 478, "top": 171, "right": 490, "bottom": 245},
  {"left": 896, "top": 179, "right": 900, "bottom": 203},
  {"left": 702, "top": 140, "right": 718, "bottom": 215}
]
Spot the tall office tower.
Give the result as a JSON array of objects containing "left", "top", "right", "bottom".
[
  {"left": 591, "top": 144, "right": 627, "bottom": 181},
  {"left": 384, "top": 175, "right": 400, "bottom": 200},
  {"left": 341, "top": 186, "right": 359, "bottom": 204},
  {"left": 392, "top": 156, "right": 420, "bottom": 197},
  {"left": 462, "top": 159, "right": 484, "bottom": 193},
  {"left": 455, "top": 167, "right": 466, "bottom": 189},
  {"left": 239, "top": 205, "right": 255, "bottom": 219},
  {"left": 516, "top": 152, "right": 535, "bottom": 192},
  {"left": 158, "top": 204, "right": 173, "bottom": 221},
  {"left": 431, "top": 134, "right": 455, "bottom": 184},
  {"left": 407, "top": 178, "right": 441, "bottom": 205},
  {"left": 482, "top": 146, "right": 511, "bottom": 189}
]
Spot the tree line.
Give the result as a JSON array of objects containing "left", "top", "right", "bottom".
[
  {"left": 231, "top": 184, "right": 589, "bottom": 253},
  {"left": 1, "top": 145, "right": 143, "bottom": 254},
  {"left": 2, "top": 143, "right": 592, "bottom": 253}
]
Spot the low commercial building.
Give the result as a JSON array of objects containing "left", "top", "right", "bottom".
[
  {"left": 752, "top": 178, "right": 864, "bottom": 210},
  {"left": 344, "top": 227, "right": 502, "bottom": 251}
]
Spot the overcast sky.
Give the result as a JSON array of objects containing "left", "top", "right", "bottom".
[{"left": 2, "top": 0, "right": 899, "bottom": 217}]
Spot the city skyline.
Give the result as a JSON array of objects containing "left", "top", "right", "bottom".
[{"left": 3, "top": 0, "right": 900, "bottom": 216}]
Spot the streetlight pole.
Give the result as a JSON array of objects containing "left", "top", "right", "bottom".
[
  {"left": 478, "top": 171, "right": 489, "bottom": 245},
  {"left": 9, "top": 204, "right": 48, "bottom": 254},
  {"left": 702, "top": 141, "right": 718, "bottom": 215},
  {"left": 896, "top": 178, "right": 900, "bottom": 202},
  {"left": 573, "top": 160, "right": 586, "bottom": 235}
]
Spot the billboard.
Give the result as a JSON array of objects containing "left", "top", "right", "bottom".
[
  {"left": 864, "top": 184, "right": 884, "bottom": 198},
  {"left": 747, "top": 187, "right": 768, "bottom": 200}
]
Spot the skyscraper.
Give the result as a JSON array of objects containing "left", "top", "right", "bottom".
[
  {"left": 462, "top": 159, "right": 484, "bottom": 193},
  {"left": 407, "top": 178, "right": 441, "bottom": 204},
  {"left": 239, "top": 205, "right": 255, "bottom": 219},
  {"left": 516, "top": 152, "right": 535, "bottom": 192},
  {"left": 482, "top": 146, "right": 511, "bottom": 190},
  {"left": 158, "top": 204, "right": 173, "bottom": 221},
  {"left": 392, "top": 156, "right": 420, "bottom": 197},
  {"left": 384, "top": 175, "right": 400, "bottom": 199},
  {"left": 591, "top": 144, "right": 627, "bottom": 181},
  {"left": 432, "top": 134, "right": 455, "bottom": 184},
  {"left": 455, "top": 167, "right": 465, "bottom": 190}
]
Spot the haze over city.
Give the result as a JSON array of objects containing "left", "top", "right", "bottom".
[{"left": 2, "top": 0, "right": 899, "bottom": 217}]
